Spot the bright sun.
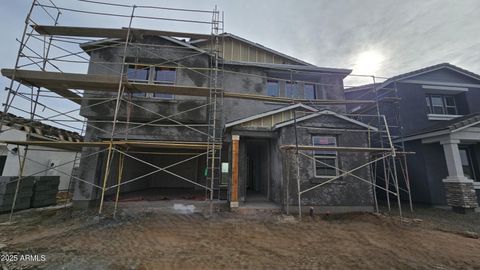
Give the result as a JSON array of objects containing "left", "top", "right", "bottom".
[{"left": 353, "top": 50, "right": 385, "bottom": 76}]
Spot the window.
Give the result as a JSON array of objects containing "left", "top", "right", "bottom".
[
  {"left": 127, "top": 65, "right": 149, "bottom": 83},
  {"left": 425, "top": 94, "right": 457, "bottom": 115},
  {"left": 312, "top": 136, "right": 338, "bottom": 178},
  {"left": 126, "top": 65, "right": 176, "bottom": 100},
  {"left": 153, "top": 67, "right": 175, "bottom": 99},
  {"left": 154, "top": 67, "right": 176, "bottom": 84},
  {"left": 286, "top": 81, "right": 297, "bottom": 98},
  {"left": 267, "top": 80, "right": 279, "bottom": 97},
  {"left": 304, "top": 84, "right": 316, "bottom": 100}
]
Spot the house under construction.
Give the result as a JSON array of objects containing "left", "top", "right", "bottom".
[{"left": 0, "top": 0, "right": 410, "bottom": 219}]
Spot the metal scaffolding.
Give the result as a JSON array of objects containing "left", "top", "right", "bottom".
[
  {"left": 0, "top": 0, "right": 413, "bottom": 222},
  {"left": 0, "top": 0, "right": 227, "bottom": 221}
]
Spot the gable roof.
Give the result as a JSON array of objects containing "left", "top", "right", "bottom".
[
  {"left": 273, "top": 109, "right": 378, "bottom": 131},
  {"left": 345, "top": 63, "right": 480, "bottom": 93},
  {"left": 191, "top": 32, "right": 314, "bottom": 66},
  {"left": 401, "top": 113, "right": 480, "bottom": 141},
  {"left": 225, "top": 104, "right": 377, "bottom": 131},
  {"left": 225, "top": 103, "right": 317, "bottom": 128}
]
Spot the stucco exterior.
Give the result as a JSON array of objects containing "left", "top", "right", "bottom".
[{"left": 73, "top": 34, "right": 375, "bottom": 212}]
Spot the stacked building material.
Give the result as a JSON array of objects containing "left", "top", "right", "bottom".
[
  {"left": 0, "top": 176, "right": 34, "bottom": 212},
  {"left": 31, "top": 176, "right": 60, "bottom": 208}
]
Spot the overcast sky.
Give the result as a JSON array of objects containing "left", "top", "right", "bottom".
[{"left": 0, "top": 0, "right": 479, "bottom": 129}]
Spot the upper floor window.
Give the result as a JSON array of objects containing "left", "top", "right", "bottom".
[
  {"left": 267, "top": 80, "right": 279, "bottom": 97},
  {"left": 304, "top": 84, "right": 316, "bottom": 100},
  {"left": 425, "top": 94, "right": 457, "bottom": 115},
  {"left": 312, "top": 135, "right": 338, "bottom": 178},
  {"left": 153, "top": 67, "right": 175, "bottom": 99},
  {"left": 127, "top": 65, "right": 149, "bottom": 83},
  {"left": 285, "top": 81, "right": 298, "bottom": 98},
  {"left": 154, "top": 67, "right": 176, "bottom": 84},
  {"left": 127, "top": 65, "right": 176, "bottom": 100}
]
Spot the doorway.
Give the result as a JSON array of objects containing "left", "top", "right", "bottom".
[
  {"left": 459, "top": 146, "right": 478, "bottom": 181},
  {"left": 245, "top": 139, "right": 269, "bottom": 201}
]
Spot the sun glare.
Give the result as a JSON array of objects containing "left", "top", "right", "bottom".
[{"left": 353, "top": 50, "right": 385, "bottom": 76}]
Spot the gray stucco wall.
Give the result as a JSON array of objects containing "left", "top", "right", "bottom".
[
  {"left": 278, "top": 115, "right": 373, "bottom": 208},
  {"left": 74, "top": 36, "right": 349, "bottom": 205},
  {"left": 422, "top": 142, "right": 449, "bottom": 205}
]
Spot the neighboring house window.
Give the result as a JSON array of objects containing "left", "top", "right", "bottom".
[
  {"left": 304, "top": 84, "right": 316, "bottom": 100},
  {"left": 267, "top": 80, "right": 279, "bottom": 96},
  {"left": 286, "top": 81, "right": 297, "bottom": 98},
  {"left": 425, "top": 94, "right": 457, "bottom": 115},
  {"left": 126, "top": 65, "right": 176, "bottom": 100},
  {"left": 312, "top": 136, "right": 338, "bottom": 178}
]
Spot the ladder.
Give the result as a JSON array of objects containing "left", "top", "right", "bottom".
[{"left": 205, "top": 7, "right": 224, "bottom": 200}]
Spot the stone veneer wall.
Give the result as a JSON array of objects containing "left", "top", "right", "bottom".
[{"left": 444, "top": 182, "right": 478, "bottom": 209}]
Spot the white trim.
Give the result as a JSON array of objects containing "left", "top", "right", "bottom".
[
  {"left": 422, "top": 84, "right": 469, "bottom": 93},
  {"left": 273, "top": 110, "right": 378, "bottom": 131},
  {"left": 451, "top": 120, "right": 480, "bottom": 133},
  {"left": 322, "top": 111, "right": 378, "bottom": 131},
  {"left": 398, "top": 130, "right": 450, "bottom": 143},
  {"left": 427, "top": 114, "right": 462, "bottom": 121},
  {"left": 445, "top": 66, "right": 480, "bottom": 82},
  {"left": 225, "top": 104, "right": 317, "bottom": 128},
  {"left": 402, "top": 121, "right": 480, "bottom": 143}
]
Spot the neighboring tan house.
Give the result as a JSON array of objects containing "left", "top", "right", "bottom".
[
  {"left": 345, "top": 63, "right": 480, "bottom": 213},
  {"left": 0, "top": 112, "right": 82, "bottom": 192}
]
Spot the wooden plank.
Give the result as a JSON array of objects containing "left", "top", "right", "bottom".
[
  {"left": 1, "top": 69, "right": 120, "bottom": 91},
  {"left": 2, "top": 69, "right": 376, "bottom": 104},
  {"left": 121, "top": 141, "right": 218, "bottom": 150},
  {"left": 280, "top": 145, "right": 392, "bottom": 152},
  {"left": 231, "top": 135, "right": 239, "bottom": 205},
  {"left": 127, "top": 83, "right": 211, "bottom": 96},
  {"left": 0, "top": 140, "right": 106, "bottom": 151},
  {"left": 0, "top": 140, "right": 219, "bottom": 151},
  {"left": 32, "top": 25, "right": 212, "bottom": 40},
  {"left": 224, "top": 92, "right": 375, "bottom": 104}
]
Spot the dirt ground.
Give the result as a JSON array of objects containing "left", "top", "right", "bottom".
[{"left": 0, "top": 202, "right": 480, "bottom": 270}]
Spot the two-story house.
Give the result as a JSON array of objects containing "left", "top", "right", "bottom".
[
  {"left": 2, "top": 28, "right": 379, "bottom": 213},
  {"left": 346, "top": 63, "right": 480, "bottom": 213}
]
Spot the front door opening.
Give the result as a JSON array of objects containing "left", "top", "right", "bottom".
[
  {"left": 459, "top": 146, "right": 478, "bottom": 181},
  {"left": 245, "top": 140, "right": 269, "bottom": 201}
]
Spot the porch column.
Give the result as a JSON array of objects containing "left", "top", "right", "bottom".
[
  {"left": 231, "top": 135, "right": 240, "bottom": 208},
  {"left": 440, "top": 139, "right": 478, "bottom": 212},
  {"left": 441, "top": 139, "right": 469, "bottom": 182}
]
